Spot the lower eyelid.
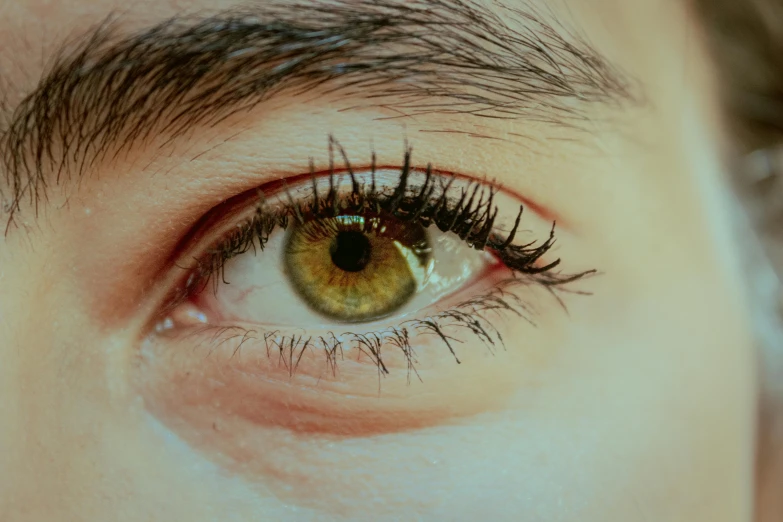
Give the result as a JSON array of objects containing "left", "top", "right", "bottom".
[{"left": 145, "top": 366, "right": 519, "bottom": 439}]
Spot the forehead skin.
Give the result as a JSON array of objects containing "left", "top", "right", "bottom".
[{"left": 0, "top": 1, "right": 757, "bottom": 522}]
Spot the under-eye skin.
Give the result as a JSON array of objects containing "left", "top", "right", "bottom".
[{"left": 145, "top": 141, "right": 595, "bottom": 390}]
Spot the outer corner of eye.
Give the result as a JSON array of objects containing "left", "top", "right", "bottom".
[{"left": 135, "top": 154, "right": 593, "bottom": 473}]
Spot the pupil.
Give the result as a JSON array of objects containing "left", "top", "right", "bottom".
[{"left": 330, "top": 231, "right": 372, "bottom": 272}]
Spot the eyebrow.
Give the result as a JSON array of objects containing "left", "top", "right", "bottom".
[{"left": 0, "top": 0, "right": 636, "bottom": 221}]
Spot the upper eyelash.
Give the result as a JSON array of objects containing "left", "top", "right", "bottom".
[{"left": 183, "top": 140, "right": 577, "bottom": 299}]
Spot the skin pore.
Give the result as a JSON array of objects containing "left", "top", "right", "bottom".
[{"left": 0, "top": 0, "right": 762, "bottom": 521}]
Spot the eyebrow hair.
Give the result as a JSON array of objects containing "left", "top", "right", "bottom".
[{"left": 0, "top": 0, "right": 636, "bottom": 221}]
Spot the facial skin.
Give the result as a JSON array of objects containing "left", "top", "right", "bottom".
[{"left": 0, "top": 0, "right": 760, "bottom": 521}]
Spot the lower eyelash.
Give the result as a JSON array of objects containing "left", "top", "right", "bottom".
[{"left": 170, "top": 274, "right": 593, "bottom": 385}]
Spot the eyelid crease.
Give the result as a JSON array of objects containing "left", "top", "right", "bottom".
[{"left": 255, "top": 164, "right": 565, "bottom": 225}]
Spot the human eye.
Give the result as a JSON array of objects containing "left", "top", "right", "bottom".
[{"left": 138, "top": 139, "right": 594, "bottom": 442}]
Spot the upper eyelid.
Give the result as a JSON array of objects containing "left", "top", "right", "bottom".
[
  {"left": 174, "top": 162, "right": 563, "bottom": 253},
  {"left": 170, "top": 164, "right": 519, "bottom": 263},
  {"left": 169, "top": 165, "right": 474, "bottom": 262}
]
